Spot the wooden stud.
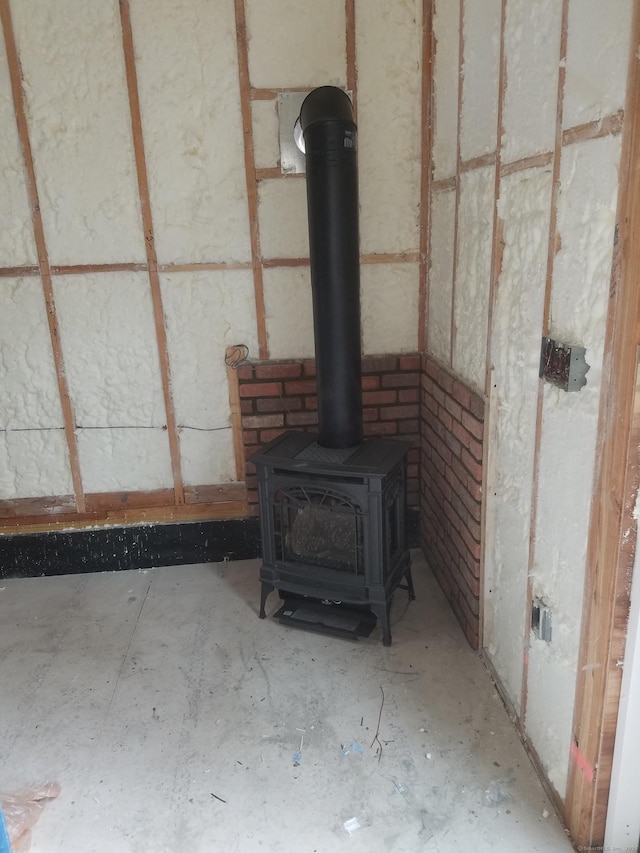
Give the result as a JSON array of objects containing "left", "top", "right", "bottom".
[
  {"left": 566, "top": 1, "right": 640, "bottom": 844},
  {"left": 562, "top": 110, "right": 624, "bottom": 147},
  {"left": 460, "top": 152, "right": 497, "bottom": 173},
  {"left": 0, "top": 266, "right": 39, "bottom": 277},
  {"left": 345, "top": 0, "right": 357, "bottom": 119},
  {"left": 159, "top": 261, "right": 253, "bottom": 273},
  {"left": 50, "top": 263, "right": 148, "bottom": 275},
  {"left": 119, "top": 0, "right": 184, "bottom": 505},
  {"left": 0, "top": 484, "right": 247, "bottom": 530},
  {"left": 418, "top": 0, "right": 434, "bottom": 352},
  {"left": 225, "top": 346, "right": 247, "bottom": 482},
  {"left": 519, "top": 0, "right": 570, "bottom": 744},
  {"left": 449, "top": 0, "right": 464, "bottom": 369},
  {"left": 484, "top": 0, "right": 507, "bottom": 395},
  {"left": 500, "top": 151, "right": 554, "bottom": 178},
  {"left": 0, "top": 0, "right": 86, "bottom": 514},
  {"left": 234, "top": 0, "right": 269, "bottom": 359}
]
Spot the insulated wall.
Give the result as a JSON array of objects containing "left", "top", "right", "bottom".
[
  {"left": 427, "top": 0, "right": 633, "bottom": 802},
  {"left": 0, "top": 0, "right": 424, "bottom": 526}
]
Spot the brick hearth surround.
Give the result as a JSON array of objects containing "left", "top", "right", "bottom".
[
  {"left": 236, "top": 353, "right": 484, "bottom": 649},
  {"left": 420, "top": 355, "right": 485, "bottom": 649}
]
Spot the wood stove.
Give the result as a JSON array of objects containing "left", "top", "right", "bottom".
[
  {"left": 251, "top": 86, "right": 414, "bottom": 645},
  {"left": 251, "top": 431, "right": 414, "bottom": 646}
]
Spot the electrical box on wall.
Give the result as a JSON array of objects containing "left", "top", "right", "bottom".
[
  {"left": 539, "top": 337, "right": 590, "bottom": 392},
  {"left": 532, "top": 599, "right": 552, "bottom": 643}
]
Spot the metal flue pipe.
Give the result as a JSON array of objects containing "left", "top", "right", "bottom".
[{"left": 298, "top": 86, "right": 363, "bottom": 448}]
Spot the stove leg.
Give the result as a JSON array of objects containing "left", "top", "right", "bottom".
[
  {"left": 371, "top": 602, "right": 392, "bottom": 646},
  {"left": 405, "top": 562, "right": 416, "bottom": 601},
  {"left": 259, "top": 581, "right": 273, "bottom": 619}
]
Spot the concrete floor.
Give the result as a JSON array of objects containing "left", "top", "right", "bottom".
[{"left": 0, "top": 551, "right": 574, "bottom": 852}]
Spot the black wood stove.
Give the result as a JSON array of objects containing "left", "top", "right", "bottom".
[{"left": 251, "top": 87, "right": 414, "bottom": 645}]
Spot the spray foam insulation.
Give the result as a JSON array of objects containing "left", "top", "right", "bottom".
[
  {"left": 501, "top": 0, "right": 562, "bottom": 164},
  {"left": 484, "top": 167, "right": 553, "bottom": 714},
  {"left": 258, "top": 180, "right": 309, "bottom": 259},
  {"left": 563, "top": 0, "right": 633, "bottom": 128},
  {"left": 130, "top": 0, "right": 251, "bottom": 266},
  {"left": 427, "top": 189, "right": 455, "bottom": 364},
  {"left": 11, "top": 0, "right": 145, "bottom": 266},
  {"left": 53, "top": 272, "right": 171, "bottom": 493},
  {"left": 160, "top": 270, "right": 258, "bottom": 485},
  {"left": 251, "top": 99, "right": 280, "bottom": 171},
  {"left": 356, "top": 0, "right": 422, "bottom": 255},
  {"left": 0, "top": 278, "right": 73, "bottom": 500},
  {"left": 432, "top": 0, "right": 459, "bottom": 181},
  {"left": 245, "top": 0, "right": 346, "bottom": 89},
  {"left": 263, "top": 266, "right": 315, "bottom": 361},
  {"left": 0, "top": 36, "right": 37, "bottom": 267},
  {"left": 460, "top": 0, "right": 501, "bottom": 162},
  {"left": 361, "top": 263, "right": 420, "bottom": 355},
  {"left": 0, "top": 278, "right": 65, "bottom": 430},
  {"left": 453, "top": 166, "right": 494, "bottom": 392},
  {"left": 525, "top": 135, "right": 622, "bottom": 795},
  {"left": 0, "top": 429, "right": 73, "bottom": 500}
]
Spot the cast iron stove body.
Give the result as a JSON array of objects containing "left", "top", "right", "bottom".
[{"left": 252, "top": 431, "right": 414, "bottom": 646}]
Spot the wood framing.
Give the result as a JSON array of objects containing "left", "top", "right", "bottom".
[
  {"left": 233, "top": 0, "right": 268, "bottom": 359},
  {"left": 0, "top": 0, "right": 86, "bottom": 514},
  {"left": 449, "top": 0, "right": 463, "bottom": 369},
  {"left": 417, "top": 0, "right": 433, "bottom": 353},
  {"left": 119, "top": 0, "right": 184, "bottom": 504},
  {"left": 519, "top": 0, "right": 570, "bottom": 732},
  {"left": 566, "top": 2, "right": 640, "bottom": 844}
]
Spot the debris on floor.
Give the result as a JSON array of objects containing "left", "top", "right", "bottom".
[{"left": 0, "top": 782, "right": 61, "bottom": 852}]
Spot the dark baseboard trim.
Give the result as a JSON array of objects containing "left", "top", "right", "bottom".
[{"left": 0, "top": 518, "right": 261, "bottom": 579}]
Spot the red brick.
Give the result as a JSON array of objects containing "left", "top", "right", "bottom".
[
  {"left": 259, "top": 428, "right": 286, "bottom": 443},
  {"left": 303, "top": 361, "right": 316, "bottom": 376},
  {"left": 452, "top": 380, "right": 471, "bottom": 409},
  {"left": 255, "top": 362, "right": 302, "bottom": 380},
  {"left": 381, "top": 373, "right": 420, "bottom": 388},
  {"left": 461, "top": 447, "right": 483, "bottom": 483},
  {"left": 240, "top": 399, "right": 254, "bottom": 415},
  {"left": 398, "top": 419, "right": 419, "bottom": 435},
  {"left": 284, "top": 380, "right": 317, "bottom": 395},
  {"left": 363, "top": 408, "right": 379, "bottom": 422},
  {"left": 243, "top": 414, "right": 284, "bottom": 430},
  {"left": 399, "top": 354, "right": 421, "bottom": 371},
  {"left": 380, "top": 406, "right": 420, "bottom": 421},
  {"left": 361, "top": 375, "right": 380, "bottom": 390},
  {"left": 444, "top": 395, "right": 462, "bottom": 422},
  {"left": 363, "top": 421, "right": 398, "bottom": 437},
  {"left": 468, "top": 434, "right": 483, "bottom": 463},
  {"left": 469, "top": 390, "right": 485, "bottom": 420},
  {"left": 257, "top": 397, "right": 302, "bottom": 413},
  {"left": 236, "top": 364, "right": 254, "bottom": 381},
  {"left": 462, "top": 410, "right": 484, "bottom": 441},
  {"left": 363, "top": 389, "right": 397, "bottom": 406},
  {"left": 242, "top": 429, "right": 258, "bottom": 445},
  {"left": 239, "top": 381, "right": 281, "bottom": 398},
  {"left": 407, "top": 463, "right": 419, "bottom": 478},
  {"left": 452, "top": 418, "right": 470, "bottom": 449},
  {"left": 399, "top": 388, "right": 420, "bottom": 403},
  {"left": 305, "top": 396, "right": 318, "bottom": 410},
  {"left": 439, "top": 407, "right": 453, "bottom": 432},
  {"left": 286, "top": 411, "right": 319, "bottom": 426},
  {"left": 362, "top": 355, "right": 398, "bottom": 373}
]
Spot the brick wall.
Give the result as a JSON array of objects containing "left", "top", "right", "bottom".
[
  {"left": 237, "top": 354, "right": 421, "bottom": 517},
  {"left": 420, "top": 355, "right": 485, "bottom": 649}
]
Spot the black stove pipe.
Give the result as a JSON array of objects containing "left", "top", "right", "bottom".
[{"left": 299, "top": 87, "right": 363, "bottom": 448}]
